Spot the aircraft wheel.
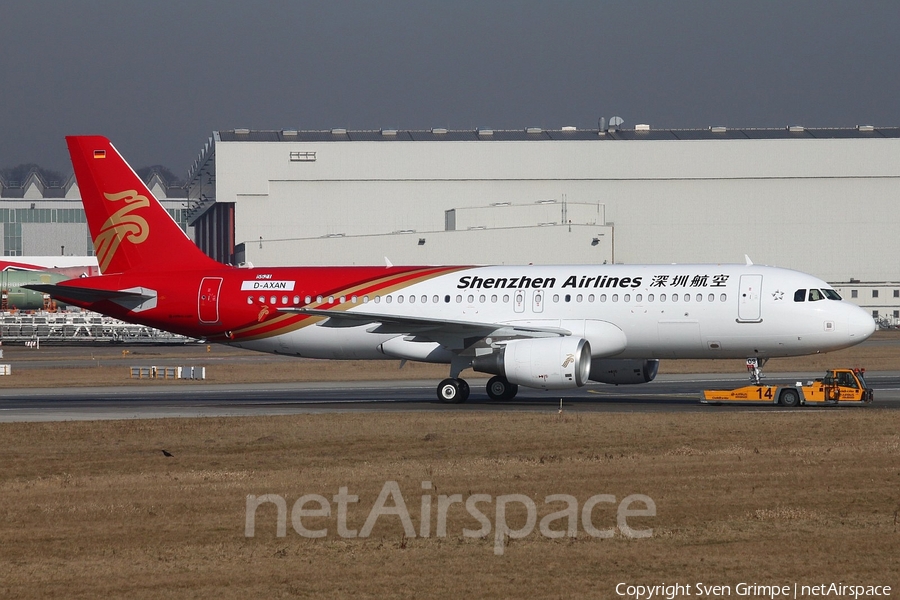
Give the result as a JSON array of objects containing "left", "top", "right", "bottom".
[
  {"left": 779, "top": 388, "right": 800, "bottom": 408},
  {"left": 486, "top": 376, "right": 518, "bottom": 400},
  {"left": 437, "top": 378, "right": 469, "bottom": 403},
  {"left": 458, "top": 379, "right": 470, "bottom": 402}
]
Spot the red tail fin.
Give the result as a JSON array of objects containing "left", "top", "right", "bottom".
[{"left": 67, "top": 135, "right": 220, "bottom": 274}]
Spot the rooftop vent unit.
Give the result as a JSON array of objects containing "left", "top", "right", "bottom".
[
  {"left": 234, "top": 128, "right": 250, "bottom": 135},
  {"left": 282, "top": 129, "right": 298, "bottom": 136},
  {"left": 525, "top": 127, "right": 543, "bottom": 134},
  {"left": 709, "top": 126, "right": 727, "bottom": 133},
  {"left": 857, "top": 125, "right": 875, "bottom": 132},
  {"left": 381, "top": 129, "right": 398, "bottom": 136},
  {"left": 432, "top": 127, "right": 448, "bottom": 134},
  {"left": 635, "top": 124, "right": 650, "bottom": 132},
  {"left": 561, "top": 126, "right": 577, "bottom": 132},
  {"left": 477, "top": 128, "right": 493, "bottom": 136},
  {"left": 787, "top": 125, "right": 805, "bottom": 133},
  {"left": 331, "top": 128, "right": 348, "bottom": 135}
]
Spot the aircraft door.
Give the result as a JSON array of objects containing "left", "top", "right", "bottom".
[
  {"left": 532, "top": 290, "right": 544, "bottom": 313},
  {"left": 199, "top": 277, "right": 223, "bottom": 324},
  {"left": 514, "top": 290, "right": 525, "bottom": 313},
  {"left": 737, "top": 274, "right": 762, "bottom": 322}
]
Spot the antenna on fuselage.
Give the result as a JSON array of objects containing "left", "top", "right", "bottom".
[{"left": 745, "top": 255, "right": 754, "bottom": 265}]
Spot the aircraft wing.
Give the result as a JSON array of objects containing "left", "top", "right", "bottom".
[{"left": 279, "top": 307, "right": 571, "bottom": 349}]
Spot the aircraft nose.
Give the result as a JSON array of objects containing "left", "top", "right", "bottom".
[{"left": 848, "top": 306, "right": 876, "bottom": 341}]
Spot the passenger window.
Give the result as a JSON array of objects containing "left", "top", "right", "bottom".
[
  {"left": 282, "top": 296, "right": 288, "bottom": 304},
  {"left": 456, "top": 295, "right": 462, "bottom": 303},
  {"left": 696, "top": 294, "right": 702, "bottom": 302},
  {"left": 247, "top": 296, "right": 253, "bottom": 304},
  {"left": 660, "top": 293, "right": 666, "bottom": 302},
  {"left": 636, "top": 294, "right": 642, "bottom": 302},
  {"left": 600, "top": 294, "right": 607, "bottom": 302},
  {"left": 794, "top": 289, "right": 806, "bottom": 302},
  {"left": 408, "top": 295, "right": 414, "bottom": 303},
  {"left": 720, "top": 294, "right": 726, "bottom": 302},
  {"left": 491, "top": 295, "right": 498, "bottom": 303},
  {"left": 444, "top": 295, "right": 451, "bottom": 303},
  {"left": 576, "top": 294, "right": 583, "bottom": 302},
  {"left": 565, "top": 294, "right": 571, "bottom": 302},
  {"left": 648, "top": 294, "right": 654, "bottom": 302},
  {"left": 684, "top": 294, "right": 690, "bottom": 303},
  {"left": 422, "top": 295, "right": 428, "bottom": 304},
  {"left": 672, "top": 293, "right": 679, "bottom": 302},
  {"left": 612, "top": 294, "right": 619, "bottom": 302},
  {"left": 588, "top": 294, "right": 595, "bottom": 302},
  {"left": 433, "top": 295, "right": 439, "bottom": 303},
  {"left": 352, "top": 295, "right": 358, "bottom": 303},
  {"left": 479, "top": 295, "right": 486, "bottom": 303},
  {"left": 503, "top": 295, "right": 510, "bottom": 303},
  {"left": 553, "top": 294, "right": 560, "bottom": 303},
  {"left": 397, "top": 296, "right": 404, "bottom": 304},
  {"left": 467, "top": 295, "right": 474, "bottom": 303},
  {"left": 305, "top": 295, "right": 312, "bottom": 304},
  {"left": 624, "top": 294, "right": 631, "bottom": 302},
  {"left": 294, "top": 295, "right": 300, "bottom": 304}
]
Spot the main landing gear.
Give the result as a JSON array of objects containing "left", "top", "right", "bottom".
[
  {"left": 437, "top": 378, "right": 470, "bottom": 403},
  {"left": 436, "top": 375, "right": 519, "bottom": 403}
]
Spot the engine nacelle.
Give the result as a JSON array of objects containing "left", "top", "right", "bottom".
[
  {"left": 472, "top": 337, "right": 591, "bottom": 390},
  {"left": 589, "top": 358, "right": 659, "bottom": 385}
]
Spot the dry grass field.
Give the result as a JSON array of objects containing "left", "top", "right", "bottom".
[{"left": 1, "top": 411, "right": 899, "bottom": 598}]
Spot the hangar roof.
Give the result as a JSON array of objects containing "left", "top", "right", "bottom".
[{"left": 216, "top": 126, "right": 900, "bottom": 143}]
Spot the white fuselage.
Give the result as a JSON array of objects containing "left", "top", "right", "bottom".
[{"left": 233, "top": 264, "right": 876, "bottom": 362}]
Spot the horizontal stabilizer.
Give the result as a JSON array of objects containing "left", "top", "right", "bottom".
[{"left": 22, "top": 283, "right": 151, "bottom": 304}]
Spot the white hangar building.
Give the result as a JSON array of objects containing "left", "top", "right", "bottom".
[{"left": 178, "top": 124, "right": 896, "bottom": 324}]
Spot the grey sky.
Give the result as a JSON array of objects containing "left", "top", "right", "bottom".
[{"left": 2, "top": 1, "right": 898, "bottom": 176}]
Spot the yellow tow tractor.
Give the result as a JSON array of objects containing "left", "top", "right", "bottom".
[{"left": 702, "top": 361, "right": 874, "bottom": 407}]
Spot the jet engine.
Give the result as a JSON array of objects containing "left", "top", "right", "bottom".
[
  {"left": 588, "top": 358, "right": 659, "bottom": 385},
  {"left": 472, "top": 337, "right": 591, "bottom": 390}
]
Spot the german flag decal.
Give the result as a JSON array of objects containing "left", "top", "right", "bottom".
[{"left": 93, "top": 149, "right": 106, "bottom": 159}]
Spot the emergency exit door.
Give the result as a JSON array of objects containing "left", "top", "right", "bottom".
[{"left": 199, "top": 277, "right": 223, "bottom": 324}]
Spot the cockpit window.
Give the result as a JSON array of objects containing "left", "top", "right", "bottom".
[
  {"left": 794, "top": 289, "right": 806, "bottom": 302},
  {"left": 808, "top": 289, "right": 824, "bottom": 302},
  {"left": 822, "top": 289, "right": 842, "bottom": 300}
]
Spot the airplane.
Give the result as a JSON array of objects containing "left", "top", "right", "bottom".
[{"left": 27, "top": 136, "right": 877, "bottom": 403}]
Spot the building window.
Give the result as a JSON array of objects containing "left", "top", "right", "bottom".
[
  {"left": 851, "top": 290, "right": 858, "bottom": 298},
  {"left": 872, "top": 310, "right": 879, "bottom": 318},
  {"left": 894, "top": 310, "right": 899, "bottom": 319},
  {"left": 894, "top": 290, "right": 899, "bottom": 298},
  {"left": 3, "top": 223, "right": 22, "bottom": 256},
  {"left": 872, "top": 290, "right": 879, "bottom": 298}
]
